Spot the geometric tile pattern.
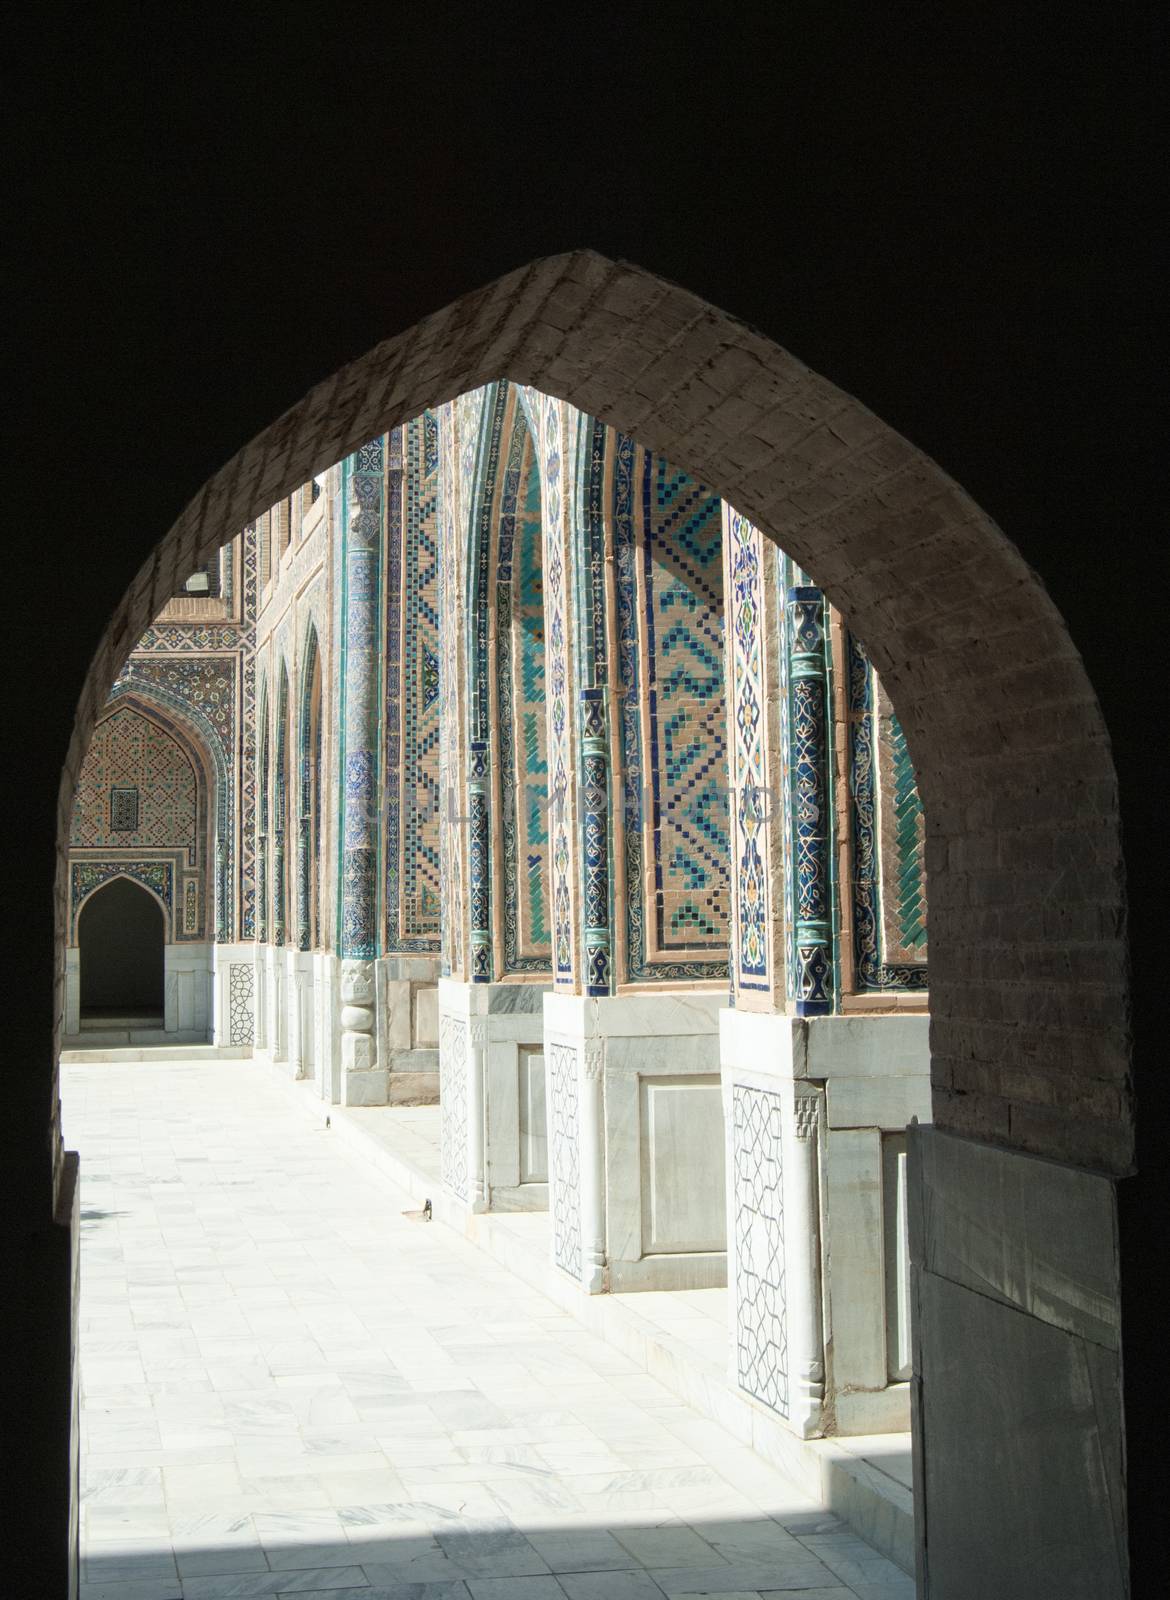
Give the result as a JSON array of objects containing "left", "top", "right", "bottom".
[
  {"left": 256, "top": 682, "right": 270, "bottom": 944},
  {"left": 548, "top": 1040, "right": 582, "bottom": 1280},
  {"left": 613, "top": 438, "right": 731, "bottom": 982},
  {"left": 111, "top": 647, "right": 241, "bottom": 944},
  {"left": 732, "top": 1082, "right": 788, "bottom": 1417},
  {"left": 272, "top": 666, "right": 290, "bottom": 947},
  {"left": 295, "top": 625, "right": 321, "bottom": 953},
  {"left": 237, "top": 521, "right": 259, "bottom": 941},
  {"left": 492, "top": 393, "right": 551, "bottom": 973},
  {"left": 228, "top": 960, "right": 255, "bottom": 1046},
  {"left": 438, "top": 1012, "right": 469, "bottom": 1202},
  {"left": 109, "top": 786, "right": 139, "bottom": 832},
  {"left": 385, "top": 413, "right": 441, "bottom": 951},
  {"left": 540, "top": 395, "right": 578, "bottom": 987},
  {"left": 70, "top": 858, "right": 174, "bottom": 939},
  {"left": 724, "top": 507, "right": 774, "bottom": 999},
  {"left": 436, "top": 386, "right": 488, "bottom": 981},
  {"left": 577, "top": 418, "right": 612, "bottom": 995},
  {"left": 847, "top": 633, "right": 929, "bottom": 991},
  {"left": 466, "top": 384, "right": 506, "bottom": 983},
  {"left": 71, "top": 705, "right": 198, "bottom": 856},
  {"left": 338, "top": 438, "right": 384, "bottom": 961},
  {"left": 884, "top": 686, "right": 928, "bottom": 958},
  {"left": 786, "top": 588, "right": 833, "bottom": 1015}
]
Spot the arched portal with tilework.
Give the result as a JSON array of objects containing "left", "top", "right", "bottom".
[{"left": 46, "top": 254, "right": 1132, "bottom": 1598}]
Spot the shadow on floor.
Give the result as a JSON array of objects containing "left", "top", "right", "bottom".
[{"left": 80, "top": 1509, "right": 916, "bottom": 1599}]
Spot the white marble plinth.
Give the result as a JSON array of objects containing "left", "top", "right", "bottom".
[
  {"left": 163, "top": 942, "right": 212, "bottom": 1039},
  {"left": 544, "top": 990, "right": 727, "bottom": 1295},
  {"left": 376, "top": 955, "right": 441, "bottom": 1104},
  {"left": 438, "top": 978, "right": 550, "bottom": 1214},
  {"left": 211, "top": 942, "right": 257, "bottom": 1048},
  {"left": 720, "top": 1008, "right": 930, "bottom": 1441}
]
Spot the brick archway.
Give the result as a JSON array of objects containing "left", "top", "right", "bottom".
[
  {"left": 66, "top": 250, "right": 1128, "bottom": 1172},
  {"left": 55, "top": 250, "right": 1131, "bottom": 1595}
]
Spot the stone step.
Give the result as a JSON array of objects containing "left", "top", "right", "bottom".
[{"left": 60, "top": 1041, "right": 252, "bottom": 1062}]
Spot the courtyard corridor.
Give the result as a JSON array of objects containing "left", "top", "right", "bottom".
[{"left": 64, "top": 1058, "right": 913, "bottom": 1600}]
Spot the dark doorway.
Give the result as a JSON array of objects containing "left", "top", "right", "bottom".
[{"left": 78, "top": 877, "right": 165, "bottom": 1022}]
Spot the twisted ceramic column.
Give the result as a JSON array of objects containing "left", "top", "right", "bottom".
[
  {"left": 339, "top": 439, "right": 384, "bottom": 1082},
  {"left": 580, "top": 689, "right": 611, "bottom": 997},
  {"left": 468, "top": 740, "right": 491, "bottom": 983},
  {"left": 786, "top": 586, "right": 834, "bottom": 1016}
]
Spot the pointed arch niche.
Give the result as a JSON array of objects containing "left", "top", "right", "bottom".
[{"left": 64, "top": 692, "right": 217, "bottom": 1040}]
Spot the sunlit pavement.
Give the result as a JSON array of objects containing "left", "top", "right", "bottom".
[{"left": 64, "top": 1057, "right": 914, "bottom": 1599}]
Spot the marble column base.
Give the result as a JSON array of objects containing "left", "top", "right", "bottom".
[
  {"left": 545, "top": 990, "right": 727, "bottom": 1295},
  {"left": 163, "top": 941, "right": 212, "bottom": 1038},
  {"left": 378, "top": 955, "right": 442, "bottom": 1106},
  {"left": 438, "top": 979, "right": 550, "bottom": 1212},
  {"left": 211, "top": 942, "right": 257, "bottom": 1048},
  {"left": 720, "top": 1008, "right": 931, "bottom": 1440}
]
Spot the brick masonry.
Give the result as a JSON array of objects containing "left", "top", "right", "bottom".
[{"left": 55, "top": 250, "right": 1131, "bottom": 1176}]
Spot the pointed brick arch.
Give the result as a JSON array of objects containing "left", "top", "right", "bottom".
[
  {"left": 64, "top": 250, "right": 1127, "bottom": 1174},
  {"left": 49, "top": 250, "right": 1133, "bottom": 1596}
]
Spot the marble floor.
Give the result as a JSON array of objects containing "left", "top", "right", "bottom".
[{"left": 63, "top": 1057, "right": 915, "bottom": 1600}]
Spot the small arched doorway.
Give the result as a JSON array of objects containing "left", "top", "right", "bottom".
[{"left": 77, "top": 876, "right": 165, "bottom": 1024}]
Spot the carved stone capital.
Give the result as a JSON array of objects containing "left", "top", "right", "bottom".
[
  {"left": 339, "top": 959, "right": 375, "bottom": 1006},
  {"left": 794, "top": 1091, "right": 821, "bottom": 1142}
]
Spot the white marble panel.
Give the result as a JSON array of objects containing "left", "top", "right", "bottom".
[
  {"left": 825, "top": 1128, "right": 886, "bottom": 1391},
  {"left": 882, "top": 1134, "right": 912, "bottom": 1382},
  {"left": 414, "top": 985, "right": 438, "bottom": 1048},
  {"left": 519, "top": 1047, "right": 547, "bottom": 1184},
  {"left": 65, "top": 947, "right": 81, "bottom": 1034},
  {"left": 640, "top": 1078, "right": 726, "bottom": 1255},
  {"left": 825, "top": 1073, "right": 932, "bottom": 1131},
  {"left": 164, "top": 943, "right": 212, "bottom": 1037},
  {"left": 805, "top": 1014, "right": 929, "bottom": 1078}
]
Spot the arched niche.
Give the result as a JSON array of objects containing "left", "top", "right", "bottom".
[{"left": 76, "top": 875, "right": 165, "bottom": 1021}]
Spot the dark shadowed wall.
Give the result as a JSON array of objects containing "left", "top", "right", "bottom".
[{"left": 5, "top": 10, "right": 1162, "bottom": 1595}]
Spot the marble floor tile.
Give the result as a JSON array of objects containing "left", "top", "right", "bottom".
[
  {"left": 558, "top": 1571, "right": 666, "bottom": 1599},
  {"left": 66, "top": 1059, "right": 905, "bottom": 1600},
  {"left": 467, "top": 1578, "right": 569, "bottom": 1598}
]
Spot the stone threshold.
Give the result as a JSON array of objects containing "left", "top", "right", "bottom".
[
  {"left": 60, "top": 1040, "right": 252, "bottom": 1061},
  {"left": 263, "top": 1056, "right": 915, "bottom": 1577}
]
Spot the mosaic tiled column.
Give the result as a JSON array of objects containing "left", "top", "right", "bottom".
[
  {"left": 339, "top": 440, "right": 382, "bottom": 960},
  {"left": 723, "top": 508, "right": 785, "bottom": 1011},
  {"left": 296, "top": 813, "right": 311, "bottom": 952},
  {"left": 257, "top": 840, "right": 268, "bottom": 946},
  {"left": 214, "top": 834, "right": 229, "bottom": 944},
  {"left": 467, "top": 740, "right": 491, "bottom": 982},
  {"left": 580, "top": 688, "right": 611, "bottom": 996},
  {"left": 273, "top": 681, "right": 289, "bottom": 950},
  {"left": 786, "top": 586, "right": 834, "bottom": 1016},
  {"left": 339, "top": 440, "right": 384, "bottom": 1092},
  {"left": 257, "top": 698, "right": 269, "bottom": 956},
  {"left": 540, "top": 394, "right": 580, "bottom": 991},
  {"left": 296, "top": 663, "right": 313, "bottom": 952}
]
